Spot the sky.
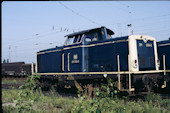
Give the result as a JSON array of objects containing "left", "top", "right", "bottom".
[{"left": 2, "top": 1, "right": 170, "bottom": 64}]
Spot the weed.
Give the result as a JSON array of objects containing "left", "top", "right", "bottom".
[
  {"left": 2, "top": 105, "right": 17, "bottom": 113},
  {"left": 145, "top": 93, "right": 162, "bottom": 102},
  {"left": 2, "top": 76, "right": 170, "bottom": 113},
  {"left": 14, "top": 73, "right": 41, "bottom": 112}
]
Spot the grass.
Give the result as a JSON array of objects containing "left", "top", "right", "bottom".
[
  {"left": 2, "top": 88, "right": 170, "bottom": 113},
  {"left": 2, "top": 88, "right": 78, "bottom": 113},
  {"left": 2, "top": 77, "right": 170, "bottom": 113},
  {"left": 2, "top": 89, "right": 19, "bottom": 103}
]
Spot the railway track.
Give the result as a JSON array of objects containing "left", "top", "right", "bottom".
[
  {"left": 2, "top": 77, "right": 170, "bottom": 100},
  {"left": 128, "top": 93, "right": 170, "bottom": 101},
  {"left": 2, "top": 76, "right": 27, "bottom": 80},
  {"left": 2, "top": 77, "right": 27, "bottom": 89},
  {"left": 2, "top": 83, "right": 25, "bottom": 89}
]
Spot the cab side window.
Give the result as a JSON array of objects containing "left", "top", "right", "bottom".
[
  {"left": 107, "top": 34, "right": 112, "bottom": 39},
  {"left": 64, "top": 35, "right": 83, "bottom": 45},
  {"left": 77, "top": 35, "right": 82, "bottom": 43},
  {"left": 65, "top": 37, "right": 74, "bottom": 45},
  {"left": 73, "top": 36, "right": 78, "bottom": 43},
  {"left": 92, "top": 33, "right": 98, "bottom": 41},
  {"left": 85, "top": 32, "right": 98, "bottom": 42},
  {"left": 86, "top": 34, "right": 93, "bottom": 42}
]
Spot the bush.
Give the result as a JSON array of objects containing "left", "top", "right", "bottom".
[
  {"left": 14, "top": 74, "right": 41, "bottom": 112},
  {"left": 72, "top": 78, "right": 120, "bottom": 113}
]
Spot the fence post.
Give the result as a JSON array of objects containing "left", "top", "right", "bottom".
[
  {"left": 117, "top": 55, "right": 120, "bottom": 90},
  {"left": 162, "top": 55, "right": 166, "bottom": 88},
  {"left": 128, "top": 54, "right": 131, "bottom": 91},
  {"left": 31, "top": 62, "right": 34, "bottom": 75},
  {"left": 163, "top": 55, "right": 166, "bottom": 75},
  {"left": 35, "top": 54, "right": 38, "bottom": 73}
]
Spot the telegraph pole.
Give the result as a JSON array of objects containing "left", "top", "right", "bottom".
[
  {"left": 9, "top": 45, "right": 11, "bottom": 62},
  {"left": 15, "top": 46, "right": 17, "bottom": 62}
]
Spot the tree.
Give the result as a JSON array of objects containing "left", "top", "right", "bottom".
[
  {"left": 3, "top": 59, "right": 6, "bottom": 63},
  {"left": 7, "top": 59, "right": 9, "bottom": 63}
]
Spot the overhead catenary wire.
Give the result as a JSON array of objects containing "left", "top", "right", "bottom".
[
  {"left": 105, "top": 13, "right": 170, "bottom": 26},
  {"left": 2, "top": 41, "right": 62, "bottom": 54},
  {"left": 105, "top": 2, "right": 132, "bottom": 14},
  {"left": 3, "top": 42, "right": 64, "bottom": 54},
  {"left": 3, "top": 30, "right": 69, "bottom": 51},
  {"left": 4, "top": 12, "right": 169, "bottom": 47},
  {"left": 2, "top": 26, "right": 86, "bottom": 54},
  {"left": 132, "top": 20, "right": 170, "bottom": 28},
  {"left": 117, "top": 2, "right": 130, "bottom": 8},
  {"left": 2, "top": 2, "right": 170, "bottom": 64},
  {"left": 134, "top": 25, "right": 170, "bottom": 32},
  {"left": 5, "top": 26, "right": 82, "bottom": 46},
  {"left": 58, "top": 2, "right": 102, "bottom": 26},
  {"left": 135, "top": 28, "right": 170, "bottom": 35}
]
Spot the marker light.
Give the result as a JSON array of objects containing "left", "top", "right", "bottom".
[
  {"left": 133, "top": 59, "right": 137, "bottom": 68},
  {"left": 157, "top": 59, "right": 160, "bottom": 68}
]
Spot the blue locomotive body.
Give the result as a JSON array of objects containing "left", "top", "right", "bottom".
[
  {"left": 37, "top": 47, "right": 63, "bottom": 73},
  {"left": 87, "top": 36, "right": 129, "bottom": 72},
  {"left": 157, "top": 39, "right": 170, "bottom": 70},
  {"left": 36, "top": 26, "right": 168, "bottom": 93},
  {"left": 37, "top": 27, "right": 158, "bottom": 73}
]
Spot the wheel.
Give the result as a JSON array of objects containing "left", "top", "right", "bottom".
[{"left": 146, "top": 79, "right": 153, "bottom": 93}]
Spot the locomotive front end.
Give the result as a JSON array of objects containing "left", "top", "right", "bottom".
[
  {"left": 128, "top": 35, "right": 165, "bottom": 93},
  {"left": 129, "top": 35, "right": 159, "bottom": 72}
]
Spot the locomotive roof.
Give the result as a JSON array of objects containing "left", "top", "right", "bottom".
[
  {"left": 65, "top": 26, "right": 114, "bottom": 37},
  {"left": 38, "top": 46, "right": 63, "bottom": 53},
  {"left": 157, "top": 39, "right": 170, "bottom": 45}
]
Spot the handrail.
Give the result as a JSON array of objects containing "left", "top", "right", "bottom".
[
  {"left": 117, "top": 55, "right": 120, "bottom": 90},
  {"left": 62, "top": 53, "right": 65, "bottom": 71},
  {"left": 68, "top": 53, "right": 70, "bottom": 71}
]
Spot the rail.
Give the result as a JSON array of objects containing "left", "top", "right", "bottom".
[{"left": 32, "top": 69, "right": 169, "bottom": 75}]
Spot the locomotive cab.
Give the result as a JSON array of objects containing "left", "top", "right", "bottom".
[
  {"left": 62, "top": 27, "right": 114, "bottom": 72},
  {"left": 64, "top": 26, "right": 114, "bottom": 45}
]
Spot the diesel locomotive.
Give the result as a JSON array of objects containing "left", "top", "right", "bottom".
[{"left": 34, "top": 26, "right": 169, "bottom": 93}]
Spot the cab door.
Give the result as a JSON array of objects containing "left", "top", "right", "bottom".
[
  {"left": 62, "top": 49, "right": 70, "bottom": 72},
  {"left": 137, "top": 40, "right": 156, "bottom": 71},
  {"left": 62, "top": 35, "right": 85, "bottom": 72}
]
